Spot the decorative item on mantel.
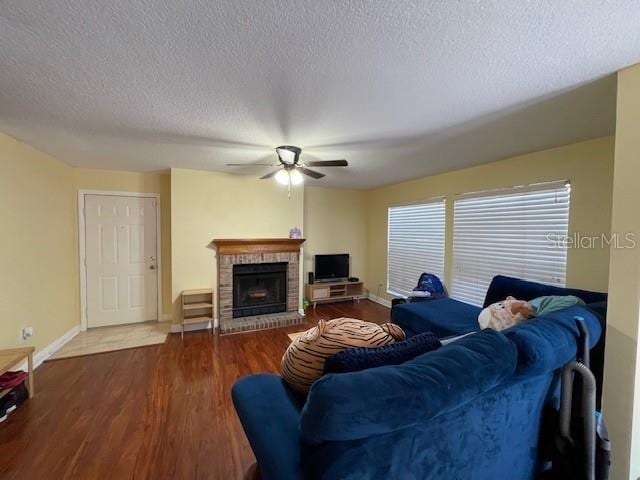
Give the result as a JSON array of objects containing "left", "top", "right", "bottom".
[{"left": 289, "top": 227, "right": 302, "bottom": 239}]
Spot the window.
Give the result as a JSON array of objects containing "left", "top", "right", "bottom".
[
  {"left": 451, "top": 182, "right": 570, "bottom": 306},
  {"left": 387, "top": 200, "right": 445, "bottom": 297}
]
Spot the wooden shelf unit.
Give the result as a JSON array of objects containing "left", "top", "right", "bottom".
[
  {"left": 305, "top": 280, "right": 364, "bottom": 308},
  {"left": 181, "top": 289, "right": 214, "bottom": 339},
  {"left": 0, "top": 346, "right": 35, "bottom": 399}
]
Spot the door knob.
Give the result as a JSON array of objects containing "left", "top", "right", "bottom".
[{"left": 150, "top": 265, "right": 156, "bottom": 270}]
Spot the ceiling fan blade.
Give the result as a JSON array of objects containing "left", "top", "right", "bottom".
[
  {"left": 226, "top": 163, "right": 277, "bottom": 166},
  {"left": 304, "top": 159, "right": 348, "bottom": 167},
  {"left": 297, "top": 166, "right": 325, "bottom": 179},
  {"left": 260, "top": 169, "right": 281, "bottom": 179}
]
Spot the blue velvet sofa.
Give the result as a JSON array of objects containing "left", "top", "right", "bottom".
[
  {"left": 392, "top": 275, "right": 607, "bottom": 406},
  {"left": 392, "top": 275, "right": 607, "bottom": 338},
  {"left": 232, "top": 281, "right": 606, "bottom": 479}
]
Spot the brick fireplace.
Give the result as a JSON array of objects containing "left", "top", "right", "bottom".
[{"left": 212, "top": 238, "right": 305, "bottom": 334}]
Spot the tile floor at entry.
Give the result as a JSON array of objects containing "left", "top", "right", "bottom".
[{"left": 49, "top": 321, "right": 171, "bottom": 360}]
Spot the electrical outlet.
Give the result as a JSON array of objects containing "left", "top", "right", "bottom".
[{"left": 21, "top": 327, "right": 33, "bottom": 341}]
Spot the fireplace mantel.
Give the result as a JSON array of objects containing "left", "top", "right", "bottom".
[{"left": 212, "top": 238, "right": 306, "bottom": 255}]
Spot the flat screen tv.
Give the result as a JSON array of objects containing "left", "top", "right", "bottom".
[{"left": 315, "top": 254, "right": 349, "bottom": 282}]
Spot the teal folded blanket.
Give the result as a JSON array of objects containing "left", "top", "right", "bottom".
[{"left": 529, "top": 295, "right": 585, "bottom": 317}]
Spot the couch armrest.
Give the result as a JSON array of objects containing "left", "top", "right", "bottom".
[
  {"left": 503, "top": 305, "right": 602, "bottom": 378},
  {"left": 232, "top": 374, "right": 305, "bottom": 480}
]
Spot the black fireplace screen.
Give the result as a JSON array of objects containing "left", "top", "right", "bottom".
[{"left": 232, "top": 262, "right": 287, "bottom": 318}]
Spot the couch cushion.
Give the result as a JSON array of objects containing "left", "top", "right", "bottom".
[
  {"left": 483, "top": 275, "right": 607, "bottom": 308},
  {"left": 502, "top": 305, "right": 602, "bottom": 379},
  {"left": 300, "top": 329, "right": 516, "bottom": 444},
  {"left": 392, "top": 297, "right": 481, "bottom": 337},
  {"left": 324, "top": 331, "right": 441, "bottom": 374},
  {"left": 232, "top": 374, "right": 305, "bottom": 480},
  {"left": 301, "top": 374, "right": 556, "bottom": 480}
]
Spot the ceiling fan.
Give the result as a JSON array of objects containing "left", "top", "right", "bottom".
[{"left": 226, "top": 145, "right": 348, "bottom": 187}]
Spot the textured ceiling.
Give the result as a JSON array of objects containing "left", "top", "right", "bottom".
[{"left": 0, "top": 1, "right": 638, "bottom": 188}]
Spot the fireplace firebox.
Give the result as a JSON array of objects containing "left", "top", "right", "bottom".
[{"left": 233, "top": 262, "right": 287, "bottom": 318}]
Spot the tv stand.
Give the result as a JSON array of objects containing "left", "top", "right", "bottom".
[{"left": 305, "top": 280, "right": 364, "bottom": 308}]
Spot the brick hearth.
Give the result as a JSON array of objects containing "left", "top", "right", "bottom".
[{"left": 212, "top": 239, "right": 305, "bottom": 334}]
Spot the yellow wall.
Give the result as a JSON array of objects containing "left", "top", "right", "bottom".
[
  {"left": 71, "top": 168, "right": 172, "bottom": 316},
  {"left": 603, "top": 64, "right": 640, "bottom": 480},
  {"left": 366, "top": 136, "right": 615, "bottom": 301},
  {"left": 170, "top": 168, "right": 304, "bottom": 323},
  {"left": 303, "top": 187, "right": 368, "bottom": 286},
  {"left": 0, "top": 133, "right": 78, "bottom": 352}
]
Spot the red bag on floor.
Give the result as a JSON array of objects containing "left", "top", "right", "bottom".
[{"left": 0, "top": 371, "right": 28, "bottom": 389}]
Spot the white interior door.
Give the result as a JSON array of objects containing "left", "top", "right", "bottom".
[{"left": 85, "top": 195, "right": 158, "bottom": 328}]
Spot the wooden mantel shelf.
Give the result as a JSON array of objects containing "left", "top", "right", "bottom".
[{"left": 212, "top": 238, "right": 306, "bottom": 255}]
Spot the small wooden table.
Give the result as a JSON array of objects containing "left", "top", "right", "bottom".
[{"left": 0, "top": 347, "right": 35, "bottom": 399}]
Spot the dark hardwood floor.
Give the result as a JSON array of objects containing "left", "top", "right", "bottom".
[{"left": 0, "top": 300, "right": 389, "bottom": 480}]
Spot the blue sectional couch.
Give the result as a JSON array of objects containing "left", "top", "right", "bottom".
[
  {"left": 232, "top": 276, "right": 607, "bottom": 479},
  {"left": 392, "top": 275, "right": 608, "bottom": 406},
  {"left": 392, "top": 275, "right": 607, "bottom": 338}
]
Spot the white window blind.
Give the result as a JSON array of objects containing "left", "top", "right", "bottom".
[
  {"left": 451, "top": 183, "right": 570, "bottom": 306},
  {"left": 387, "top": 200, "right": 445, "bottom": 297}
]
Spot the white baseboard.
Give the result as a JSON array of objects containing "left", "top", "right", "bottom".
[
  {"left": 170, "top": 320, "right": 215, "bottom": 333},
  {"left": 367, "top": 293, "right": 392, "bottom": 308},
  {"left": 16, "top": 324, "right": 80, "bottom": 371},
  {"left": 36, "top": 325, "right": 80, "bottom": 367}
]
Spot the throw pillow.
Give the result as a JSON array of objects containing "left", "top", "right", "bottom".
[
  {"left": 324, "top": 331, "right": 441, "bottom": 374},
  {"left": 478, "top": 296, "right": 534, "bottom": 331},
  {"left": 281, "top": 318, "right": 405, "bottom": 393}
]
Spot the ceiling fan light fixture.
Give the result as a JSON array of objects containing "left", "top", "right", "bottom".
[
  {"left": 289, "top": 169, "right": 304, "bottom": 185},
  {"left": 276, "top": 145, "right": 301, "bottom": 165},
  {"left": 275, "top": 169, "right": 290, "bottom": 185}
]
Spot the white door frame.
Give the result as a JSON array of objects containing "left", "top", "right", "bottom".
[{"left": 78, "top": 190, "right": 162, "bottom": 331}]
